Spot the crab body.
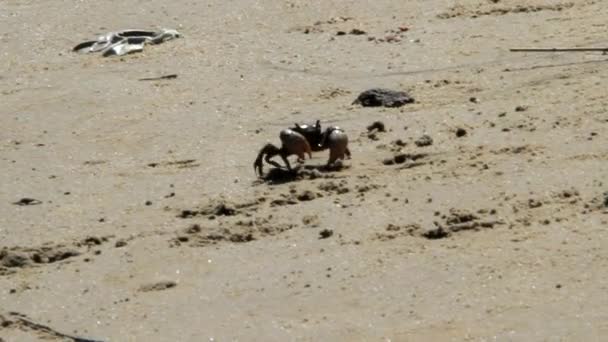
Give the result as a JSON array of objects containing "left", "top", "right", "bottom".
[
  {"left": 292, "top": 121, "right": 351, "bottom": 166},
  {"left": 291, "top": 120, "right": 325, "bottom": 152}
]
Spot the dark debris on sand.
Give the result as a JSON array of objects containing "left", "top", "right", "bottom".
[
  {"left": 256, "top": 165, "right": 346, "bottom": 185},
  {"left": 352, "top": 88, "right": 415, "bottom": 108}
]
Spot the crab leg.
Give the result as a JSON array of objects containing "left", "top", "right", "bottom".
[
  {"left": 280, "top": 154, "right": 292, "bottom": 171},
  {"left": 266, "top": 158, "right": 284, "bottom": 170}
]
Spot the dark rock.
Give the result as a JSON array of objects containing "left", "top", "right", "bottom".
[
  {"left": 229, "top": 233, "right": 255, "bottom": 243},
  {"left": 384, "top": 153, "right": 427, "bottom": 166},
  {"left": 297, "top": 190, "right": 317, "bottom": 201},
  {"left": 33, "top": 248, "right": 80, "bottom": 263},
  {"left": 270, "top": 199, "right": 292, "bottom": 207},
  {"left": 382, "top": 158, "right": 395, "bottom": 165},
  {"left": 82, "top": 236, "right": 103, "bottom": 246},
  {"left": 13, "top": 198, "right": 42, "bottom": 206},
  {"left": 139, "top": 281, "right": 177, "bottom": 292},
  {"left": 392, "top": 139, "right": 406, "bottom": 147},
  {"left": 445, "top": 211, "right": 478, "bottom": 225},
  {"left": 213, "top": 203, "right": 236, "bottom": 216},
  {"left": 115, "top": 240, "right": 127, "bottom": 248},
  {"left": 528, "top": 199, "right": 542, "bottom": 208},
  {"left": 515, "top": 105, "right": 529, "bottom": 112},
  {"left": 422, "top": 227, "right": 449, "bottom": 239},
  {"left": 302, "top": 215, "right": 320, "bottom": 227},
  {"left": 456, "top": 128, "right": 467, "bottom": 137},
  {"left": 415, "top": 135, "right": 433, "bottom": 147},
  {"left": 319, "top": 229, "right": 334, "bottom": 239},
  {"left": 394, "top": 154, "right": 408, "bottom": 164},
  {"left": 0, "top": 250, "right": 30, "bottom": 268},
  {"left": 0, "top": 315, "right": 13, "bottom": 328},
  {"left": 178, "top": 210, "right": 199, "bottom": 218},
  {"left": 352, "top": 88, "right": 414, "bottom": 107},
  {"left": 349, "top": 29, "right": 366, "bottom": 35},
  {"left": 186, "top": 224, "right": 201, "bottom": 234},
  {"left": 367, "top": 121, "right": 386, "bottom": 132}
]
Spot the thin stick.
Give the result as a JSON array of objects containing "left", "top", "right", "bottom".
[
  {"left": 8, "top": 314, "right": 105, "bottom": 342},
  {"left": 138, "top": 74, "right": 178, "bottom": 81},
  {"left": 510, "top": 47, "right": 608, "bottom": 52}
]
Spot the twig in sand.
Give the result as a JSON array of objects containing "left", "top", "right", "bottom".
[
  {"left": 138, "top": 74, "right": 178, "bottom": 81},
  {"left": 510, "top": 47, "right": 608, "bottom": 54},
  {"left": 2, "top": 312, "right": 104, "bottom": 342}
]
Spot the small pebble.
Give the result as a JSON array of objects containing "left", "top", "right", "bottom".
[
  {"left": 515, "top": 105, "right": 528, "bottom": 112},
  {"left": 319, "top": 229, "right": 334, "bottom": 239}
]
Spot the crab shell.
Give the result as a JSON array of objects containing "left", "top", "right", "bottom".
[
  {"left": 279, "top": 129, "right": 312, "bottom": 157},
  {"left": 325, "top": 128, "right": 349, "bottom": 164}
]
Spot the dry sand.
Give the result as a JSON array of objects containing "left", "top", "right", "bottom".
[{"left": 2, "top": 0, "right": 608, "bottom": 340}]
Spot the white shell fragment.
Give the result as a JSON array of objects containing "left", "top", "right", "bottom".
[{"left": 73, "top": 28, "right": 181, "bottom": 57}]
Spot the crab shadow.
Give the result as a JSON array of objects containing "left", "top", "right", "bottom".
[{"left": 256, "top": 163, "right": 348, "bottom": 185}]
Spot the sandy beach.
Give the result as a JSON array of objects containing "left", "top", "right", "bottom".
[{"left": 2, "top": 0, "right": 608, "bottom": 340}]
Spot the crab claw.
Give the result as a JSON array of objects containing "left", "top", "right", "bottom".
[
  {"left": 254, "top": 157, "right": 263, "bottom": 177},
  {"left": 254, "top": 143, "right": 281, "bottom": 177}
]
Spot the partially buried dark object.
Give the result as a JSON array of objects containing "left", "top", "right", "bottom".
[
  {"left": 352, "top": 88, "right": 414, "bottom": 108},
  {"left": 367, "top": 121, "right": 386, "bottom": 132},
  {"left": 13, "top": 198, "right": 42, "bottom": 206},
  {"left": 319, "top": 229, "right": 334, "bottom": 239}
]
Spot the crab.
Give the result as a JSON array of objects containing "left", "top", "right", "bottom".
[
  {"left": 254, "top": 128, "right": 312, "bottom": 176},
  {"left": 291, "top": 121, "right": 351, "bottom": 165}
]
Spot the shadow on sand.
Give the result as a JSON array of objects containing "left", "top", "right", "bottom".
[{"left": 255, "top": 163, "right": 348, "bottom": 185}]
